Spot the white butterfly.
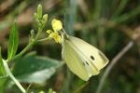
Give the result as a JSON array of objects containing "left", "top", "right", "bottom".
[
  {"left": 49, "top": 19, "right": 109, "bottom": 81},
  {"left": 61, "top": 31, "right": 109, "bottom": 81}
]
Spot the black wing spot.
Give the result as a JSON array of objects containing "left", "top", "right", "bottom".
[
  {"left": 85, "top": 61, "right": 89, "bottom": 66},
  {"left": 82, "top": 62, "right": 85, "bottom": 66},
  {"left": 90, "top": 55, "right": 95, "bottom": 60},
  {"left": 82, "top": 61, "right": 89, "bottom": 66}
]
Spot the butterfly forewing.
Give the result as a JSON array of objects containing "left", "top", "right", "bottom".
[
  {"left": 62, "top": 38, "right": 90, "bottom": 81},
  {"left": 69, "top": 36, "right": 109, "bottom": 72}
]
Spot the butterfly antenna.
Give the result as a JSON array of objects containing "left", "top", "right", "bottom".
[{"left": 61, "top": 28, "right": 69, "bottom": 39}]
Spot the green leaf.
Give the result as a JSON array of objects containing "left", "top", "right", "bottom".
[
  {"left": 0, "top": 47, "right": 6, "bottom": 77},
  {"left": 8, "top": 21, "right": 19, "bottom": 60},
  {"left": 12, "top": 53, "right": 62, "bottom": 85}
]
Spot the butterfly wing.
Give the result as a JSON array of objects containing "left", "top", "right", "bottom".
[
  {"left": 62, "top": 37, "right": 91, "bottom": 81},
  {"left": 69, "top": 36, "right": 109, "bottom": 75}
]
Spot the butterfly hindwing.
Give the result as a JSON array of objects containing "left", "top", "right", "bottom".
[{"left": 62, "top": 37, "right": 91, "bottom": 81}]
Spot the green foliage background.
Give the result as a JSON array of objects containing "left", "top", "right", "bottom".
[{"left": 0, "top": 0, "right": 140, "bottom": 93}]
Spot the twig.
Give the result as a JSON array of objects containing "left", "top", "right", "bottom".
[{"left": 96, "top": 41, "right": 134, "bottom": 93}]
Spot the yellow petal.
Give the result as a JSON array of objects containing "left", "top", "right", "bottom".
[
  {"left": 53, "top": 32, "right": 61, "bottom": 43},
  {"left": 46, "top": 30, "right": 53, "bottom": 34},
  {"left": 52, "top": 19, "right": 63, "bottom": 32}
]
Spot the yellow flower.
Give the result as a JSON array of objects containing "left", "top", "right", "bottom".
[
  {"left": 52, "top": 19, "right": 63, "bottom": 32},
  {"left": 47, "top": 19, "right": 63, "bottom": 43}
]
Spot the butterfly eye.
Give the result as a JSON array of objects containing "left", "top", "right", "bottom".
[{"left": 90, "top": 55, "right": 95, "bottom": 60}]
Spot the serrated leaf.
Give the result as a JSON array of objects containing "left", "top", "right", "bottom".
[
  {"left": 12, "top": 53, "right": 62, "bottom": 84},
  {"left": 8, "top": 21, "right": 19, "bottom": 60},
  {"left": 0, "top": 47, "right": 6, "bottom": 77}
]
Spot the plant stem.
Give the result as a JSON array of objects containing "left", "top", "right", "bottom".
[
  {"left": 10, "top": 28, "right": 43, "bottom": 62},
  {"left": 37, "top": 37, "right": 50, "bottom": 42},
  {"left": 3, "top": 60, "right": 26, "bottom": 93},
  {"left": 95, "top": 41, "right": 134, "bottom": 93},
  {"left": 5, "top": 21, "right": 45, "bottom": 92},
  {"left": 11, "top": 41, "right": 34, "bottom": 61}
]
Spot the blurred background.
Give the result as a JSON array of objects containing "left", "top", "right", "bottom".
[{"left": 0, "top": 0, "right": 140, "bottom": 93}]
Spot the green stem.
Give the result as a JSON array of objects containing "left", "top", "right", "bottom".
[
  {"left": 113, "top": 6, "right": 140, "bottom": 23},
  {"left": 93, "top": 0, "right": 102, "bottom": 20},
  {"left": 10, "top": 28, "right": 43, "bottom": 62},
  {"left": 111, "top": 0, "right": 130, "bottom": 18},
  {"left": 37, "top": 37, "right": 50, "bottom": 42},
  {"left": 11, "top": 41, "right": 34, "bottom": 61},
  {"left": 5, "top": 20, "right": 45, "bottom": 93},
  {"left": 96, "top": 41, "right": 134, "bottom": 93},
  {"left": 3, "top": 60, "right": 26, "bottom": 93}
]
